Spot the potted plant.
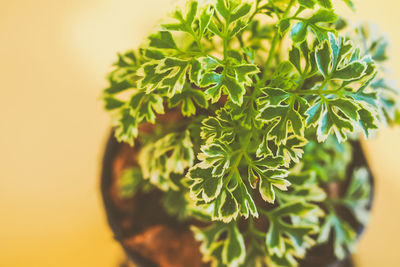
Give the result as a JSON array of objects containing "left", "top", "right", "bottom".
[{"left": 101, "top": 0, "right": 399, "bottom": 266}]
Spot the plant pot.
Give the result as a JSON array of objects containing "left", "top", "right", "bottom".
[{"left": 101, "top": 129, "right": 374, "bottom": 267}]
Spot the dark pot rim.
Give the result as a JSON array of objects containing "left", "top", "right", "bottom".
[
  {"left": 101, "top": 131, "right": 374, "bottom": 267},
  {"left": 101, "top": 132, "right": 159, "bottom": 267}
]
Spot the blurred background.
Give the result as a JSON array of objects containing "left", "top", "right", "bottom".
[{"left": 1, "top": 0, "right": 399, "bottom": 266}]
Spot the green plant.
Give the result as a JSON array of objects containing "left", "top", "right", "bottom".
[{"left": 102, "top": 0, "right": 399, "bottom": 266}]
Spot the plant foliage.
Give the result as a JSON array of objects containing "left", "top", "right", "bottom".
[{"left": 103, "top": 0, "right": 399, "bottom": 266}]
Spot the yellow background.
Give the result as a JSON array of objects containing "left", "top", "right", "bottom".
[{"left": 1, "top": 0, "right": 399, "bottom": 266}]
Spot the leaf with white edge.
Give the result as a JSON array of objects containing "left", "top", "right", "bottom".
[
  {"left": 257, "top": 87, "right": 291, "bottom": 106},
  {"left": 342, "top": 0, "right": 355, "bottom": 10},
  {"left": 257, "top": 97, "right": 306, "bottom": 144},
  {"left": 230, "top": 3, "right": 252, "bottom": 22},
  {"left": 331, "top": 61, "right": 366, "bottom": 81},
  {"left": 216, "top": 0, "right": 252, "bottom": 23},
  {"left": 199, "top": 5, "right": 214, "bottom": 37},
  {"left": 230, "top": 172, "right": 259, "bottom": 218},
  {"left": 141, "top": 48, "right": 165, "bottom": 60},
  {"left": 163, "top": 1, "right": 198, "bottom": 32},
  {"left": 162, "top": 1, "right": 214, "bottom": 48},
  {"left": 104, "top": 96, "right": 125, "bottom": 110},
  {"left": 198, "top": 140, "right": 232, "bottom": 177},
  {"left": 169, "top": 83, "right": 208, "bottom": 116},
  {"left": 200, "top": 174, "right": 254, "bottom": 223},
  {"left": 357, "top": 108, "right": 378, "bottom": 138},
  {"left": 246, "top": 154, "right": 288, "bottom": 199},
  {"left": 104, "top": 79, "right": 133, "bottom": 95},
  {"left": 215, "top": 0, "right": 230, "bottom": 20},
  {"left": 299, "top": 0, "right": 316, "bottom": 9},
  {"left": 277, "top": 135, "right": 308, "bottom": 167},
  {"left": 139, "top": 57, "right": 204, "bottom": 96},
  {"left": 268, "top": 250, "right": 298, "bottom": 267},
  {"left": 318, "top": 212, "right": 356, "bottom": 259},
  {"left": 222, "top": 223, "right": 246, "bottom": 266},
  {"left": 129, "top": 90, "right": 165, "bottom": 123},
  {"left": 139, "top": 131, "right": 194, "bottom": 191},
  {"left": 316, "top": 0, "right": 333, "bottom": 9},
  {"left": 113, "top": 107, "right": 138, "bottom": 146},
  {"left": 289, "top": 46, "right": 301, "bottom": 73},
  {"left": 266, "top": 202, "right": 322, "bottom": 257},
  {"left": 266, "top": 61, "right": 299, "bottom": 91},
  {"left": 258, "top": 168, "right": 291, "bottom": 203},
  {"left": 290, "top": 9, "right": 337, "bottom": 43},
  {"left": 315, "top": 40, "right": 331, "bottom": 77},
  {"left": 207, "top": 19, "right": 223, "bottom": 36},
  {"left": 277, "top": 171, "right": 326, "bottom": 203},
  {"left": 137, "top": 62, "right": 168, "bottom": 92},
  {"left": 303, "top": 137, "right": 352, "bottom": 182},
  {"left": 192, "top": 222, "right": 245, "bottom": 267},
  {"left": 343, "top": 76, "right": 378, "bottom": 108},
  {"left": 201, "top": 109, "right": 236, "bottom": 144},
  {"left": 199, "top": 56, "right": 222, "bottom": 71},
  {"left": 306, "top": 97, "right": 362, "bottom": 142},
  {"left": 201, "top": 73, "right": 235, "bottom": 104},
  {"left": 256, "top": 132, "right": 273, "bottom": 158},
  {"left": 199, "top": 155, "right": 281, "bottom": 221},
  {"left": 342, "top": 168, "right": 372, "bottom": 225},
  {"left": 369, "top": 78, "right": 400, "bottom": 125},
  {"left": 201, "top": 62, "right": 255, "bottom": 105},
  {"left": 214, "top": 0, "right": 253, "bottom": 39},
  {"left": 308, "top": 9, "right": 338, "bottom": 24},
  {"left": 104, "top": 51, "right": 139, "bottom": 95},
  {"left": 290, "top": 22, "right": 308, "bottom": 43},
  {"left": 232, "top": 64, "right": 260, "bottom": 85},
  {"left": 279, "top": 19, "right": 291, "bottom": 36},
  {"left": 187, "top": 163, "right": 223, "bottom": 203},
  {"left": 185, "top": 0, "right": 198, "bottom": 25},
  {"left": 148, "top": 31, "right": 177, "bottom": 49},
  {"left": 155, "top": 57, "right": 192, "bottom": 96},
  {"left": 215, "top": 186, "right": 240, "bottom": 222},
  {"left": 315, "top": 33, "right": 370, "bottom": 82},
  {"left": 225, "top": 98, "right": 262, "bottom": 129}
]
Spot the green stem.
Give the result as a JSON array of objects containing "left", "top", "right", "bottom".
[
  {"left": 259, "top": 208, "right": 272, "bottom": 218},
  {"left": 223, "top": 152, "right": 244, "bottom": 188},
  {"left": 295, "top": 89, "right": 336, "bottom": 95},
  {"left": 243, "top": 152, "right": 254, "bottom": 167},
  {"left": 193, "top": 36, "right": 203, "bottom": 53},
  {"left": 251, "top": 228, "right": 266, "bottom": 238},
  {"left": 260, "top": 0, "right": 295, "bottom": 82},
  {"left": 324, "top": 200, "right": 337, "bottom": 214},
  {"left": 248, "top": 0, "right": 261, "bottom": 22},
  {"left": 222, "top": 12, "right": 232, "bottom": 60},
  {"left": 223, "top": 130, "right": 253, "bottom": 188},
  {"left": 318, "top": 77, "right": 331, "bottom": 93},
  {"left": 262, "top": 31, "right": 280, "bottom": 77},
  {"left": 329, "top": 198, "right": 348, "bottom": 206}
]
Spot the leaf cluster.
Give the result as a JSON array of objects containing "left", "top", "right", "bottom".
[{"left": 103, "top": 0, "right": 398, "bottom": 266}]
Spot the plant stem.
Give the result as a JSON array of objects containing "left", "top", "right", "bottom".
[
  {"left": 261, "top": 0, "right": 296, "bottom": 83},
  {"left": 222, "top": 11, "right": 232, "bottom": 61},
  {"left": 223, "top": 130, "right": 253, "bottom": 188},
  {"left": 223, "top": 152, "right": 244, "bottom": 188},
  {"left": 262, "top": 31, "right": 280, "bottom": 77},
  {"left": 248, "top": 0, "right": 260, "bottom": 22},
  {"left": 259, "top": 208, "right": 272, "bottom": 218},
  {"left": 318, "top": 77, "right": 331, "bottom": 93},
  {"left": 295, "top": 89, "right": 337, "bottom": 95}
]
